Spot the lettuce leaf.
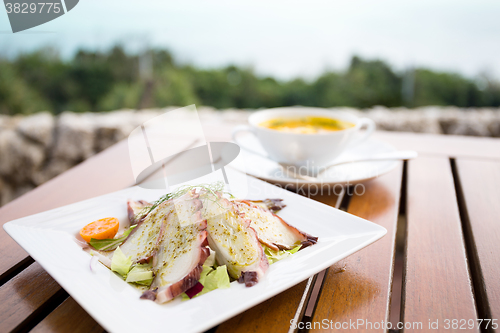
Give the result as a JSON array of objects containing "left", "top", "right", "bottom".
[
  {"left": 90, "top": 225, "right": 137, "bottom": 251},
  {"left": 204, "top": 248, "right": 216, "bottom": 267},
  {"left": 264, "top": 245, "right": 301, "bottom": 264},
  {"left": 126, "top": 263, "right": 153, "bottom": 286},
  {"left": 201, "top": 265, "right": 230, "bottom": 292},
  {"left": 198, "top": 265, "right": 213, "bottom": 284},
  {"left": 111, "top": 246, "right": 132, "bottom": 277},
  {"left": 181, "top": 264, "right": 231, "bottom": 300}
]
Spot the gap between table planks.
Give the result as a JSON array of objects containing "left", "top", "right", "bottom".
[
  {"left": 309, "top": 162, "right": 403, "bottom": 332},
  {"left": 31, "top": 297, "right": 104, "bottom": 333},
  {"left": 454, "top": 158, "right": 500, "bottom": 331},
  {"left": 0, "top": 262, "right": 67, "bottom": 333},
  {"left": 402, "top": 156, "right": 478, "bottom": 332}
]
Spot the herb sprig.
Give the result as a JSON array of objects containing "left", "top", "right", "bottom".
[{"left": 134, "top": 181, "right": 232, "bottom": 222}]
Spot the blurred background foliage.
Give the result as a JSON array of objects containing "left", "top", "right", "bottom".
[{"left": 1, "top": 45, "right": 499, "bottom": 115}]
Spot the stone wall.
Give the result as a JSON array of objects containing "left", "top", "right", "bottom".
[{"left": 1, "top": 106, "right": 500, "bottom": 206}]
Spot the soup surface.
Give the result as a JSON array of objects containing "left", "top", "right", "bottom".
[{"left": 259, "top": 116, "right": 354, "bottom": 134}]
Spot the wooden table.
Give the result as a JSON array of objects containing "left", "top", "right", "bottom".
[{"left": 1, "top": 127, "right": 499, "bottom": 333}]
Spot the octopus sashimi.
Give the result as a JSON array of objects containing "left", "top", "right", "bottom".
[
  {"left": 200, "top": 191, "right": 268, "bottom": 287},
  {"left": 86, "top": 185, "right": 318, "bottom": 301},
  {"left": 232, "top": 199, "right": 318, "bottom": 251},
  {"left": 118, "top": 202, "right": 170, "bottom": 264},
  {"left": 143, "top": 192, "right": 209, "bottom": 303},
  {"left": 120, "top": 191, "right": 202, "bottom": 265}
]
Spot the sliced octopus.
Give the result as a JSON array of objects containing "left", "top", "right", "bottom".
[
  {"left": 119, "top": 198, "right": 172, "bottom": 265},
  {"left": 87, "top": 187, "right": 318, "bottom": 301},
  {"left": 200, "top": 191, "right": 269, "bottom": 287},
  {"left": 232, "top": 199, "right": 318, "bottom": 251},
  {"left": 143, "top": 191, "right": 209, "bottom": 303}
]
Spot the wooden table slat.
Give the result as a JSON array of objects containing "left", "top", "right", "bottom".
[
  {"left": 31, "top": 298, "right": 104, "bottom": 333},
  {"left": 374, "top": 132, "right": 500, "bottom": 160},
  {"left": 403, "top": 156, "right": 478, "bottom": 331},
  {"left": 310, "top": 162, "right": 403, "bottom": 332},
  {"left": 217, "top": 280, "right": 309, "bottom": 333},
  {"left": 455, "top": 158, "right": 500, "bottom": 326},
  {"left": 0, "top": 263, "right": 63, "bottom": 332}
]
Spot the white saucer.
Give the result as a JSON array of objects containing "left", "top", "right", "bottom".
[{"left": 230, "top": 135, "right": 399, "bottom": 187}]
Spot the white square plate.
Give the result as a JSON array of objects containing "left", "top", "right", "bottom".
[{"left": 4, "top": 171, "right": 386, "bottom": 333}]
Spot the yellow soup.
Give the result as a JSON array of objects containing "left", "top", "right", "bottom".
[{"left": 259, "top": 116, "right": 355, "bottom": 134}]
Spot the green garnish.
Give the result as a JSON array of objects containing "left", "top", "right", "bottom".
[
  {"left": 90, "top": 225, "right": 137, "bottom": 251},
  {"left": 135, "top": 181, "right": 233, "bottom": 221},
  {"left": 264, "top": 245, "right": 301, "bottom": 264}
]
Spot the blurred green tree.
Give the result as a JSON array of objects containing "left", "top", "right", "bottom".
[
  {"left": 98, "top": 82, "right": 143, "bottom": 111},
  {"left": 153, "top": 67, "right": 199, "bottom": 107},
  {"left": 0, "top": 47, "right": 499, "bottom": 115},
  {"left": 0, "top": 61, "right": 50, "bottom": 115},
  {"left": 13, "top": 48, "right": 72, "bottom": 113},
  {"left": 413, "top": 69, "right": 482, "bottom": 107}
]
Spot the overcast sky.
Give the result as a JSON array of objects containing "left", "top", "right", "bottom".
[{"left": 1, "top": 0, "right": 499, "bottom": 80}]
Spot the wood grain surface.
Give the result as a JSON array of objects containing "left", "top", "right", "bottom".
[
  {"left": 402, "top": 156, "right": 478, "bottom": 332},
  {"left": 455, "top": 158, "right": 500, "bottom": 330},
  {"left": 216, "top": 280, "right": 309, "bottom": 333},
  {"left": 31, "top": 298, "right": 104, "bottom": 333},
  {"left": 310, "top": 163, "right": 403, "bottom": 332},
  {"left": 374, "top": 131, "right": 500, "bottom": 160},
  {"left": 0, "top": 263, "right": 64, "bottom": 332}
]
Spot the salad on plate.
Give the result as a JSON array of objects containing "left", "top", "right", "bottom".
[{"left": 78, "top": 182, "right": 318, "bottom": 303}]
